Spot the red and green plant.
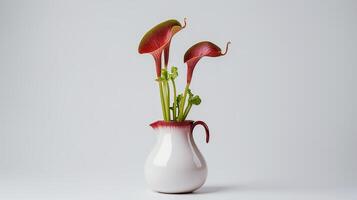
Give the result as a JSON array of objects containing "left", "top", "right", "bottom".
[{"left": 138, "top": 19, "right": 230, "bottom": 122}]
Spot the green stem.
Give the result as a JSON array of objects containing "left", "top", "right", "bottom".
[
  {"left": 176, "top": 95, "right": 180, "bottom": 119},
  {"left": 158, "top": 82, "right": 167, "bottom": 121},
  {"left": 162, "top": 66, "right": 170, "bottom": 121},
  {"left": 164, "top": 81, "right": 170, "bottom": 120},
  {"left": 171, "top": 79, "right": 177, "bottom": 121},
  {"left": 162, "top": 81, "right": 170, "bottom": 121},
  {"left": 178, "top": 84, "right": 190, "bottom": 121},
  {"left": 182, "top": 103, "right": 192, "bottom": 120}
]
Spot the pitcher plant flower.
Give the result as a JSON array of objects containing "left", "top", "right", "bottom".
[
  {"left": 177, "top": 41, "right": 230, "bottom": 121},
  {"left": 138, "top": 19, "right": 186, "bottom": 77},
  {"left": 184, "top": 41, "right": 230, "bottom": 84},
  {"left": 138, "top": 19, "right": 186, "bottom": 120}
]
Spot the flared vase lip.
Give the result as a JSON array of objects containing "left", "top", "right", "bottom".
[{"left": 150, "top": 120, "right": 194, "bottom": 129}]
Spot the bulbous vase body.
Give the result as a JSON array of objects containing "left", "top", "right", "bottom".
[{"left": 145, "top": 120, "right": 210, "bottom": 193}]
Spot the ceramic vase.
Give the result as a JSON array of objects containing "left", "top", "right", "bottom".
[{"left": 145, "top": 120, "right": 210, "bottom": 193}]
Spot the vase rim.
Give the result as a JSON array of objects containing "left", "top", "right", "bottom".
[{"left": 150, "top": 120, "right": 194, "bottom": 129}]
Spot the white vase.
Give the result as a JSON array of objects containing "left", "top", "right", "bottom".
[{"left": 145, "top": 120, "right": 210, "bottom": 193}]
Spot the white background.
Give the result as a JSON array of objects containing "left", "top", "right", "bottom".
[{"left": 0, "top": 0, "right": 356, "bottom": 199}]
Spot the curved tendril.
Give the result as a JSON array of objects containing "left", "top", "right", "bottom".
[
  {"left": 221, "top": 41, "right": 231, "bottom": 55},
  {"left": 182, "top": 18, "right": 187, "bottom": 28}
]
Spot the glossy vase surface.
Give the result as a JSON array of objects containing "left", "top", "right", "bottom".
[{"left": 145, "top": 120, "right": 210, "bottom": 193}]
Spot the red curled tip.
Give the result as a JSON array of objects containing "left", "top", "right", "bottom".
[{"left": 221, "top": 41, "right": 231, "bottom": 55}]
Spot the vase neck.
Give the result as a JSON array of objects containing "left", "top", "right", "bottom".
[{"left": 154, "top": 126, "right": 191, "bottom": 135}]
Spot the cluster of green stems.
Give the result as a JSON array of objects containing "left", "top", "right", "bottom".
[{"left": 157, "top": 66, "right": 199, "bottom": 122}]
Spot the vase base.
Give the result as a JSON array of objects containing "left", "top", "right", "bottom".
[{"left": 151, "top": 187, "right": 201, "bottom": 194}]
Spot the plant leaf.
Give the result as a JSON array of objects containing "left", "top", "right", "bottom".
[
  {"left": 170, "top": 66, "right": 178, "bottom": 80},
  {"left": 176, "top": 94, "right": 183, "bottom": 105},
  {"left": 189, "top": 95, "right": 201, "bottom": 105},
  {"left": 187, "top": 88, "right": 193, "bottom": 97},
  {"left": 161, "top": 68, "right": 169, "bottom": 80}
]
